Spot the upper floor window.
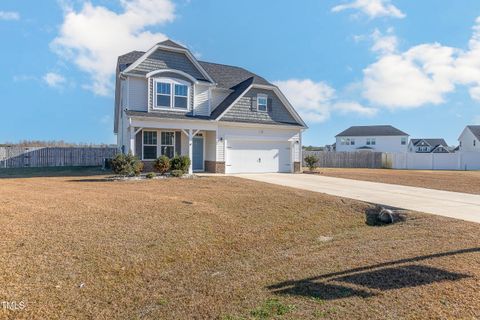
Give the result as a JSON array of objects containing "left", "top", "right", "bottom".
[
  {"left": 401, "top": 137, "right": 407, "bottom": 145},
  {"left": 156, "top": 82, "right": 171, "bottom": 108},
  {"left": 257, "top": 94, "right": 268, "bottom": 112},
  {"left": 366, "top": 138, "right": 376, "bottom": 146},
  {"left": 174, "top": 84, "right": 188, "bottom": 109},
  {"left": 474, "top": 140, "right": 477, "bottom": 147},
  {"left": 350, "top": 138, "right": 355, "bottom": 146},
  {"left": 154, "top": 79, "right": 189, "bottom": 110}
]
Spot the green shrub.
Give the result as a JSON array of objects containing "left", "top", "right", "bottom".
[
  {"left": 179, "top": 155, "right": 191, "bottom": 172},
  {"left": 145, "top": 172, "right": 156, "bottom": 179},
  {"left": 171, "top": 155, "right": 191, "bottom": 172},
  {"left": 170, "top": 169, "right": 183, "bottom": 177},
  {"left": 304, "top": 154, "right": 319, "bottom": 171},
  {"left": 111, "top": 153, "right": 143, "bottom": 176},
  {"left": 154, "top": 155, "right": 170, "bottom": 175}
]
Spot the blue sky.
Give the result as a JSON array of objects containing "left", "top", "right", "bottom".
[{"left": 1, "top": 0, "right": 480, "bottom": 146}]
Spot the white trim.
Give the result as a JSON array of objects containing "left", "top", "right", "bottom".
[
  {"left": 225, "top": 135, "right": 296, "bottom": 142},
  {"left": 122, "top": 44, "right": 215, "bottom": 84},
  {"left": 257, "top": 93, "right": 268, "bottom": 112},
  {"left": 216, "top": 84, "right": 253, "bottom": 119},
  {"left": 152, "top": 78, "right": 191, "bottom": 111},
  {"left": 160, "top": 131, "right": 175, "bottom": 158},
  {"left": 215, "top": 84, "right": 307, "bottom": 128},
  {"left": 142, "top": 130, "right": 158, "bottom": 160},
  {"left": 146, "top": 69, "right": 199, "bottom": 84}
]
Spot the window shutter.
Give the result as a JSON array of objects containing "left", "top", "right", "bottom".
[
  {"left": 267, "top": 98, "right": 273, "bottom": 112},
  {"left": 135, "top": 130, "right": 143, "bottom": 159},
  {"left": 251, "top": 96, "right": 257, "bottom": 112},
  {"left": 175, "top": 131, "right": 181, "bottom": 156}
]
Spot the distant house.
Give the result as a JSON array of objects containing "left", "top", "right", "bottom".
[
  {"left": 408, "top": 139, "right": 450, "bottom": 153},
  {"left": 458, "top": 125, "right": 480, "bottom": 152},
  {"left": 335, "top": 125, "right": 409, "bottom": 153}
]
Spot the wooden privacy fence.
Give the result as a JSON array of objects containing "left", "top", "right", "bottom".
[
  {"left": 0, "top": 147, "right": 118, "bottom": 168},
  {"left": 303, "top": 151, "right": 384, "bottom": 169}
]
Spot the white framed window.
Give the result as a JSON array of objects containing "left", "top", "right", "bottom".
[
  {"left": 367, "top": 138, "right": 376, "bottom": 145},
  {"left": 371, "top": 138, "right": 376, "bottom": 145},
  {"left": 340, "top": 138, "right": 346, "bottom": 145},
  {"left": 156, "top": 82, "right": 171, "bottom": 108},
  {"left": 154, "top": 78, "right": 190, "bottom": 110},
  {"left": 161, "top": 131, "right": 175, "bottom": 158},
  {"left": 257, "top": 94, "right": 268, "bottom": 112},
  {"left": 401, "top": 137, "right": 407, "bottom": 145},
  {"left": 143, "top": 131, "right": 158, "bottom": 160},
  {"left": 350, "top": 138, "right": 355, "bottom": 145},
  {"left": 174, "top": 84, "right": 188, "bottom": 109}
]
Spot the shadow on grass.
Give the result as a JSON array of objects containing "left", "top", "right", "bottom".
[
  {"left": 268, "top": 247, "right": 478, "bottom": 300},
  {"left": 0, "top": 166, "right": 107, "bottom": 179}
]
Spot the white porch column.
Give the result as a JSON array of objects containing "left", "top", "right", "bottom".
[
  {"left": 188, "top": 129, "right": 193, "bottom": 174},
  {"left": 129, "top": 126, "right": 135, "bottom": 156}
]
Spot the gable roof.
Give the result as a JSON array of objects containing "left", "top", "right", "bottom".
[
  {"left": 410, "top": 138, "right": 448, "bottom": 148},
  {"left": 118, "top": 51, "right": 145, "bottom": 72},
  {"left": 115, "top": 40, "right": 306, "bottom": 128},
  {"left": 157, "top": 39, "right": 186, "bottom": 49},
  {"left": 210, "top": 77, "right": 255, "bottom": 119},
  {"left": 336, "top": 125, "right": 408, "bottom": 137},
  {"left": 467, "top": 125, "right": 480, "bottom": 140},
  {"left": 198, "top": 61, "right": 272, "bottom": 89}
]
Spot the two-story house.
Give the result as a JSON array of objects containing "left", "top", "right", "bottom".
[
  {"left": 114, "top": 40, "right": 307, "bottom": 174},
  {"left": 408, "top": 139, "right": 450, "bottom": 153},
  {"left": 335, "top": 125, "right": 409, "bottom": 153},
  {"left": 458, "top": 125, "right": 480, "bottom": 152}
]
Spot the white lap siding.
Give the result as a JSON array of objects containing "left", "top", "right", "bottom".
[
  {"left": 127, "top": 77, "right": 148, "bottom": 111},
  {"left": 194, "top": 84, "right": 210, "bottom": 116}
]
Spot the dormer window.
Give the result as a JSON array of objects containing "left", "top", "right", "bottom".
[
  {"left": 154, "top": 78, "right": 190, "bottom": 110},
  {"left": 156, "top": 82, "right": 171, "bottom": 108},
  {"left": 174, "top": 84, "right": 188, "bottom": 109},
  {"left": 257, "top": 94, "right": 268, "bottom": 112}
]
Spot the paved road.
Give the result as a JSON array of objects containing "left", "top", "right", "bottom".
[{"left": 235, "top": 173, "right": 480, "bottom": 224}]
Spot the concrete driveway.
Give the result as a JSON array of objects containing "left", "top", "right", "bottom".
[{"left": 235, "top": 173, "right": 480, "bottom": 224}]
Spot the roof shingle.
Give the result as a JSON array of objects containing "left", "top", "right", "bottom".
[
  {"left": 467, "top": 125, "right": 480, "bottom": 140},
  {"left": 336, "top": 125, "right": 408, "bottom": 137}
]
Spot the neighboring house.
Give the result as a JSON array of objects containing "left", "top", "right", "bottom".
[
  {"left": 408, "top": 139, "right": 450, "bottom": 153},
  {"left": 114, "top": 40, "right": 307, "bottom": 174},
  {"left": 458, "top": 125, "right": 480, "bottom": 152},
  {"left": 335, "top": 125, "right": 409, "bottom": 153}
]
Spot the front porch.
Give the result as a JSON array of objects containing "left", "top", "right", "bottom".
[{"left": 127, "top": 125, "right": 223, "bottom": 174}]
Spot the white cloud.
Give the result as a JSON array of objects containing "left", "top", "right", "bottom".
[
  {"left": 332, "top": 0, "right": 405, "bottom": 19},
  {"left": 334, "top": 101, "right": 378, "bottom": 116},
  {"left": 51, "top": 0, "right": 175, "bottom": 96},
  {"left": 0, "top": 11, "right": 20, "bottom": 21},
  {"left": 274, "top": 79, "right": 377, "bottom": 123},
  {"left": 43, "top": 72, "right": 66, "bottom": 88},
  {"left": 362, "top": 18, "right": 480, "bottom": 109},
  {"left": 13, "top": 75, "right": 37, "bottom": 82},
  {"left": 371, "top": 28, "right": 397, "bottom": 54}
]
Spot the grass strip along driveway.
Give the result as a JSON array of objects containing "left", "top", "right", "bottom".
[{"left": 0, "top": 174, "right": 479, "bottom": 319}]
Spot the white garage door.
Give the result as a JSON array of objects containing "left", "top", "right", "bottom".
[{"left": 226, "top": 140, "right": 291, "bottom": 174}]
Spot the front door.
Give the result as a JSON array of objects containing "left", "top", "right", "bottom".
[{"left": 192, "top": 136, "right": 204, "bottom": 171}]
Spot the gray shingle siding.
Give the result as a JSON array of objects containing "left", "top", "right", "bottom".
[
  {"left": 133, "top": 49, "right": 207, "bottom": 81},
  {"left": 221, "top": 88, "right": 298, "bottom": 125}
]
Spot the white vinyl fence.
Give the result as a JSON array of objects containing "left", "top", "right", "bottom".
[{"left": 387, "top": 152, "right": 480, "bottom": 170}]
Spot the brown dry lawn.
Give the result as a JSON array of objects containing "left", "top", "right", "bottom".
[
  {"left": 312, "top": 168, "right": 480, "bottom": 195},
  {"left": 0, "top": 173, "right": 479, "bottom": 319}
]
